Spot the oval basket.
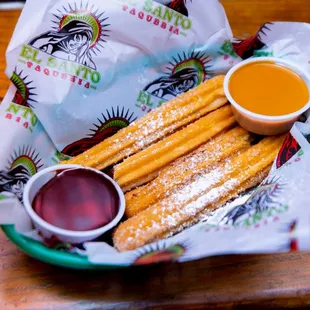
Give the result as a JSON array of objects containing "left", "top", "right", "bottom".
[{"left": 1, "top": 225, "right": 126, "bottom": 269}]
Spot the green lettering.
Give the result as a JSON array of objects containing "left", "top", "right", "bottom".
[
  {"left": 21, "top": 107, "right": 30, "bottom": 118},
  {"left": 278, "top": 205, "right": 289, "bottom": 213},
  {"left": 254, "top": 51, "right": 273, "bottom": 57},
  {"left": 137, "top": 91, "right": 150, "bottom": 105},
  {"left": 20, "top": 45, "right": 42, "bottom": 63},
  {"left": 91, "top": 71, "right": 101, "bottom": 84},
  {"left": 68, "top": 62, "right": 81, "bottom": 76},
  {"left": 181, "top": 18, "right": 191, "bottom": 30},
  {"left": 55, "top": 150, "right": 70, "bottom": 161},
  {"left": 221, "top": 41, "right": 238, "bottom": 57},
  {"left": 58, "top": 61, "right": 68, "bottom": 72},
  {"left": 163, "top": 8, "right": 173, "bottom": 22},
  {"left": 152, "top": 5, "right": 162, "bottom": 18},
  {"left": 20, "top": 45, "right": 33, "bottom": 60},
  {"left": 46, "top": 57, "right": 57, "bottom": 68},
  {"left": 143, "top": 0, "right": 153, "bottom": 12},
  {"left": 146, "top": 97, "right": 153, "bottom": 107},
  {"left": 32, "top": 49, "right": 42, "bottom": 64},
  {"left": 80, "top": 67, "right": 91, "bottom": 79},
  {"left": 243, "top": 218, "right": 251, "bottom": 227},
  {"left": 252, "top": 212, "right": 263, "bottom": 224},
  {"left": 174, "top": 14, "right": 182, "bottom": 27},
  {"left": 221, "top": 41, "right": 230, "bottom": 53},
  {"left": 30, "top": 113, "right": 38, "bottom": 127},
  {"left": 6, "top": 103, "right": 20, "bottom": 114},
  {"left": 267, "top": 208, "right": 274, "bottom": 217}
]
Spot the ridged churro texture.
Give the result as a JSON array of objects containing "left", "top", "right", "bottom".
[
  {"left": 125, "top": 126, "right": 252, "bottom": 218},
  {"left": 62, "top": 76, "right": 227, "bottom": 170},
  {"left": 114, "top": 105, "right": 236, "bottom": 191},
  {"left": 113, "top": 135, "right": 286, "bottom": 252}
]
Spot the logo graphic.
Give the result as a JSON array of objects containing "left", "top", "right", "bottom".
[
  {"left": 232, "top": 23, "right": 273, "bottom": 60},
  {"left": 29, "top": 2, "right": 110, "bottom": 70},
  {"left": 288, "top": 220, "right": 299, "bottom": 251},
  {"left": 276, "top": 133, "right": 301, "bottom": 169},
  {"left": 62, "top": 107, "right": 136, "bottom": 156},
  {"left": 154, "top": 0, "right": 192, "bottom": 16},
  {"left": 277, "top": 220, "right": 299, "bottom": 252},
  {"left": 41, "top": 235, "right": 75, "bottom": 251},
  {"left": 143, "top": 51, "right": 212, "bottom": 100},
  {"left": 133, "top": 242, "right": 186, "bottom": 265},
  {"left": 10, "top": 69, "right": 37, "bottom": 108},
  {"left": 0, "top": 146, "right": 43, "bottom": 200},
  {"left": 221, "top": 177, "right": 285, "bottom": 226}
]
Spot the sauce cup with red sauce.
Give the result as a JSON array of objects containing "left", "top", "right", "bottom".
[{"left": 23, "top": 164, "right": 125, "bottom": 244}]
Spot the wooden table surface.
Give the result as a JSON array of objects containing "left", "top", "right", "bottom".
[{"left": 1, "top": 2, "right": 310, "bottom": 309}]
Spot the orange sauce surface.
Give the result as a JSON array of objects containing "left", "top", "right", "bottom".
[{"left": 229, "top": 61, "right": 309, "bottom": 116}]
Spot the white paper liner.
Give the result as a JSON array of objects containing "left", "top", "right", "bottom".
[{"left": 1, "top": 1, "right": 310, "bottom": 265}]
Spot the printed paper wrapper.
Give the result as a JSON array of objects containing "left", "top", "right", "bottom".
[
  {"left": 4, "top": 0, "right": 235, "bottom": 156},
  {"left": 1, "top": 0, "right": 310, "bottom": 266}
]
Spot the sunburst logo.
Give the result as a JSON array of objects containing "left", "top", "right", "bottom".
[
  {"left": 90, "top": 106, "right": 136, "bottom": 137},
  {"left": 10, "top": 69, "right": 37, "bottom": 108},
  {"left": 52, "top": 2, "right": 110, "bottom": 53},
  {"left": 132, "top": 242, "right": 186, "bottom": 265},
  {"left": 29, "top": 1, "right": 110, "bottom": 70},
  {"left": 62, "top": 107, "right": 136, "bottom": 157},
  {"left": 232, "top": 23, "right": 273, "bottom": 60},
  {"left": 220, "top": 176, "right": 286, "bottom": 227},
  {"left": 167, "top": 51, "right": 210, "bottom": 84},
  {"left": 7, "top": 146, "right": 43, "bottom": 176},
  {"left": 143, "top": 51, "right": 212, "bottom": 100},
  {"left": 276, "top": 133, "right": 301, "bottom": 169},
  {"left": 0, "top": 146, "right": 43, "bottom": 200}
]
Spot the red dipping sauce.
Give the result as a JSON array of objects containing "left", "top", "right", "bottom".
[{"left": 33, "top": 168, "right": 120, "bottom": 231}]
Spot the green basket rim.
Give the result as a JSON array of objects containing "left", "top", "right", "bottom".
[{"left": 1, "top": 225, "right": 126, "bottom": 269}]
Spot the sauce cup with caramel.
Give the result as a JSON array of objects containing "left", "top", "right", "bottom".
[
  {"left": 224, "top": 57, "right": 310, "bottom": 135},
  {"left": 23, "top": 164, "right": 125, "bottom": 244}
]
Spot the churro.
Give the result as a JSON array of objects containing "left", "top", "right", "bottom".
[
  {"left": 62, "top": 76, "right": 227, "bottom": 170},
  {"left": 114, "top": 105, "right": 235, "bottom": 191},
  {"left": 113, "top": 135, "right": 286, "bottom": 252},
  {"left": 171, "top": 166, "right": 271, "bottom": 235},
  {"left": 125, "top": 126, "right": 252, "bottom": 217}
]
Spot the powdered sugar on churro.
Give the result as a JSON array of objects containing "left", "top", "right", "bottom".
[
  {"left": 119, "top": 161, "right": 234, "bottom": 244},
  {"left": 124, "top": 127, "right": 251, "bottom": 218},
  {"left": 157, "top": 159, "right": 234, "bottom": 223},
  {"left": 115, "top": 106, "right": 234, "bottom": 189},
  {"left": 118, "top": 164, "right": 240, "bottom": 249},
  {"left": 64, "top": 77, "right": 226, "bottom": 171},
  {"left": 181, "top": 178, "right": 239, "bottom": 217},
  {"left": 114, "top": 135, "right": 286, "bottom": 252}
]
